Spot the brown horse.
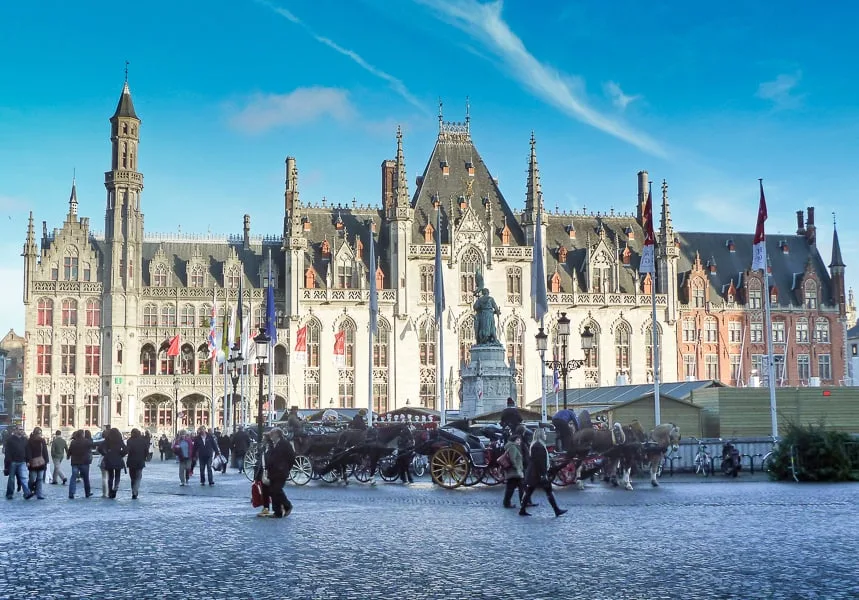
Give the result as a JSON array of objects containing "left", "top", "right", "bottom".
[
  {"left": 644, "top": 423, "right": 681, "bottom": 487},
  {"left": 571, "top": 422, "right": 626, "bottom": 489}
]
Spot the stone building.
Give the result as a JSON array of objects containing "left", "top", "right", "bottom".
[
  {"left": 0, "top": 330, "right": 25, "bottom": 424},
  {"left": 20, "top": 81, "right": 847, "bottom": 434}
]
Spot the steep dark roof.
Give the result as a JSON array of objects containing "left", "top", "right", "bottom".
[
  {"left": 139, "top": 240, "right": 280, "bottom": 288},
  {"left": 847, "top": 321, "right": 859, "bottom": 339},
  {"left": 676, "top": 232, "right": 833, "bottom": 307},
  {"left": 830, "top": 225, "right": 845, "bottom": 268},
  {"left": 410, "top": 122, "right": 525, "bottom": 247},
  {"left": 112, "top": 82, "right": 138, "bottom": 119}
]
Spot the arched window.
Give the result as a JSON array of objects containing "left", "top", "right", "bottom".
[
  {"left": 122, "top": 142, "right": 128, "bottom": 168},
  {"left": 143, "top": 304, "right": 158, "bottom": 327},
  {"left": 37, "top": 298, "right": 53, "bottom": 326},
  {"left": 704, "top": 317, "right": 718, "bottom": 342},
  {"left": 590, "top": 253, "right": 613, "bottom": 293},
  {"left": 506, "top": 267, "right": 522, "bottom": 304},
  {"left": 190, "top": 266, "right": 204, "bottom": 288},
  {"left": 614, "top": 322, "right": 631, "bottom": 378},
  {"left": 419, "top": 265, "right": 434, "bottom": 303},
  {"left": 804, "top": 280, "right": 818, "bottom": 309},
  {"left": 180, "top": 304, "right": 195, "bottom": 327},
  {"left": 419, "top": 318, "right": 437, "bottom": 408},
  {"left": 505, "top": 319, "right": 525, "bottom": 402},
  {"left": 153, "top": 264, "right": 167, "bottom": 287},
  {"left": 140, "top": 344, "right": 156, "bottom": 375},
  {"left": 337, "top": 319, "right": 356, "bottom": 407},
  {"left": 63, "top": 247, "right": 79, "bottom": 281},
  {"left": 459, "top": 315, "right": 475, "bottom": 367},
  {"left": 691, "top": 279, "right": 705, "bottom": 308},
  {"left": 180, "top": 344, "right": 195, "bottom": 374},
  {"left": 197, "top": 344, "right": 211, "bottom": 374},
  {"left": 338, "top": 259, "right": 353, "bottom": 289},
  {"left": 61, "top": 299, "right": 78, "bottom": 326},
  {"left": 583, "top": 321, "right": 600, "bottom": 387},
  {"left": 644, "top": 324, "right": 661, "bottom": 382},
  {"left": 159, "top": 344, "right": 175, "bottom": 375},
  {"left": 161, "top": 305, "right": 177, "bottom": 328},
  {"left": 747, "top": 278, "right": 762, "bottom": 309},
  {"left": 373, "top": 320, "right": 390, "bottom": 414},
  {"left": 254, "top": 306, "right": 265, "bottom": 330},
  {"left": 795, "top": 317, "right": 810, "bottom": 343},
  {"left": 226, "top": 268, "right": 240, "bottom": 289},
  {"left": 460, "top": 246, "right": 482, "bottom": 297},
  {"left": 85, "top": 299, "right": 101, "bottom": 327},
  {"left": 274, "top": 345, "right": 288, "bottom": 375},
  {"left": 303, "top": 319, "right": 321, "bottom": 409},
  {"left": 815, "top": 319, "right": 830, "bottom": 343},
  {"left": 199, "top": 304, "right": 212, "bottom": 328}
]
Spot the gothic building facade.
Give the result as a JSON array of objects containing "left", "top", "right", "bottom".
[{"left": 20, "top": 82, "right": 848, "bottom": 434}]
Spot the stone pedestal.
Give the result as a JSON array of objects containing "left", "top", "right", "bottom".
[{"left": 459, "top": 344, "right": 516, "bottom": 420}]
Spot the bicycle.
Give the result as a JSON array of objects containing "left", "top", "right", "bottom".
[
  {"left": 760, "top": 436, "right": 800, "bottom": 482},
  {"left": 656, "top": 447, "right": 682, "bottom": 478},
  {"left": 691, "top": 438, "right": 713, "bottom": 477}
]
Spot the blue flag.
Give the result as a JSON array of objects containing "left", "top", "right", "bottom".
[
  {"left": 368, "top": 230, "right": 378, "bottom": 336},
  {"left": 531, "top": 200, "right": 548, "bottom": 322},
  {"left": 265, "top": 250, "right": 277, "bottom": 344},
  {"left": 434, "top": 206, "right": 445, "bottom": 322}
]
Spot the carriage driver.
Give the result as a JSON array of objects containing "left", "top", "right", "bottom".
[
  {"left": 551, "top": 409, "right": 580, "bottom": 454},
  {"left": 286, "top": 406, "right": 305, "bottom": 440},
  {"left": 350, "top": 409, "right": 368, "bottom": 431},
  {"left": 499, "top": 397, "right": 523, "bottom": 437}
]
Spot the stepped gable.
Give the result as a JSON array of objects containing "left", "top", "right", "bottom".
[
  {"left": 410, "top": 117, "right": 524, "bottom": 247},
  {"left": 298, "top": 203, "right": 384, "bottom": 287},
  {"left": 543, "top": 210, "right": 646, "bottom": 294},
  {"left": 676, "top": 232, "right": 833, "bottom": 307}
]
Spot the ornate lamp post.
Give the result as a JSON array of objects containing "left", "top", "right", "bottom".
[
  {"left": 540, "top": 312, "right": 594, "bottom": 410},
  {"left": 228, "top": 351, "right": 244, "bottom": 433},
  {"left": 253, "top": 327, "right": 271, "bottom": 447}
]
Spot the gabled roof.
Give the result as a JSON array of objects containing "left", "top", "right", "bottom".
[
  {"left": 527, "top": 380, "right": 722, "bottom": 409},
  {"left": 410, "top": 120, "right": 524, "bottom": 246},
  {"left": 112, "top": 82, "right": 138, "bottom": 119},
  {"left": 830, "top": 225, "right": 845, "bottom": 268}
]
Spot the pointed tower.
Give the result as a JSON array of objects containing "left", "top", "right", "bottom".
[
  {"left": 22, "top": 212, "right": 38, "bottom": 305},
  {"left": 830, "top": 219, "right": 847, "bottom": 318},
  {"left": 68, "top": 176, "right": 78, "bottom": 218},
  {"left": 657, "top": 179, "right": 679, "bottom": 323},
  {"left": 283, "top": 156, "right": 306, "bottom": 319},
  {"left": 522, "top": 132, "right": 541, "bottom": 244},
  {"left": 386, "top": 125, "right": 413, "bottom": 317}
]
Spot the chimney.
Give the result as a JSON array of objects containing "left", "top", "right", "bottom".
[
  {"left": 805, "top": 206, "right": 816, "bottom": 245},
  {"left": 637, "top": 171, "right": 649, "bottom": 223},
  {"left": 243, "top": 214, "right": 250, "bottom": 250},
  {"left": 796, "top": 210, "right": 805, "bottom": 235}
]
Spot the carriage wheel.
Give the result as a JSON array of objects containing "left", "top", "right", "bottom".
[
  {"left": 411, "top": 455, "right": 428, "bottom": 478},
  {"left": 483, "top": 465, "right": 506, "bottom": 486},
  {"left": 463, "top": 466, "right": 484, "bottom": 487},
  {"left": 353, "top": 461, "right": 373, "bottom": 482},
  {"left": 243, "top": 449, "right": 258, "bottom": 483},
  {"left": 430, "top": 447, "right": 469, "bottom": 489},
  {"left": 319, "top": 468, "right": 340, "bottom": 484},
  {"left": 289, "top": 455, "right": 312, "bottom": 486}
]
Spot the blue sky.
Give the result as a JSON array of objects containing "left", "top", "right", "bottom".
[{"left": 1, "top": 0, "right": 857, "bottom": 332}]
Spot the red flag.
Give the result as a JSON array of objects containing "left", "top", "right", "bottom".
[
  {"left": 752, "top": 180, "right": 768, "bottom": 271},
  {"left": 294, "top": 326, "right": 307, "bottom": 353},
  {"left": 333, "top": 330, "right": 345, "bottom": 356},
  {"left": 639, "top": 188, "right": 655, "bottom": 274},
  {"left": 166, "top": 334, "right": 180, "bottom": 357}
]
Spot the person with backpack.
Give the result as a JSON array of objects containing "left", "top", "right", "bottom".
[{"left": 173, "top": 430, "right": 194, "bottom": 486}]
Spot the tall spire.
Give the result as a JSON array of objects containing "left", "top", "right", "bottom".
[
  {"left": 112, "top": 73, "right": 138, "bottom": 119},
  {"left": 525, "top": 131, "right": 541, "bottom": 217},
  {"left": 395, "top": 125, "right": 409, "bottom": 207},
  {"left": 830, "top": 215, "right": 845, "bottom": 268},
  {"left": 69, "top": 172, "right": 78, "bottom": 217},
  {"left": 659, "top": 179, "right": 673, "bottom": 235},
  {"left": 23, "top": 211, "right": 37, "bottom": 256}
]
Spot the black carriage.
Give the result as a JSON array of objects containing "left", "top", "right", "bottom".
[{"left": 413, "top": 423, "right": 507, "bottom": 489}]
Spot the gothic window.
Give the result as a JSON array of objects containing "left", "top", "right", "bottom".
[
  {"left": 60, "top": 344, "right": 76, "bottom": 375},
  {"left": 337, "top": 319, "right": 356, "bottom": 407},
  {"left": 51, "top": 264, "right": 59, "bottom": 281},
  {"left": 180, "top": 344, "right": 195, "bottom": 374},
  {"left": 614, "top": 323, "right": 631, "bottom": 377},
  {"left": 199, "top": 304, "right": 212, "bottom": 328},
  {"left": 583, "top": 322, "right": 600, "bottom": 385},
  {"left": 373, "top": 319, "right": 390, "bottom": 414},
  {"left": 459, "top": 315, "right": 475, "bottom": 367},
  {"left": 704, "top": 318, "right": 718, "bottom": 342},
  {"left": 460, "top": 247, "right": 482, "bottom": 297},
  {"left": 161, "top": 305, "right": 177, "bottom": 327},
  {"left": 797, "top": 354, "right": 810, "bottom": 381},
  {"left": 61, "top": 299, "right": 78, "bottom": 326},
  {"left": 63, "top": 248, "right": 79, "bottom": 281},
  {"left": 274, "top": 345, "right": 288, "bottom": 375},
  {"left": 750, "top": 321, "right": 764, "bottom": 343},
  {"left": 704, "top": 354, "right": 719, "bottom": 380},
  {"left": 190, "top": 266, "right": 204, "bottom": 288},
  {"left": 804, "top": 280, "right": 818, "bottom": 309},
  {"left": 728, "top": 321, "right": 742, "bottom": 343},
  {"left": 85, "top": 299, "right": 101, "bottom": 327},
  {"left": 420, "top": 265, "right": 434, "bottom": 303},
  {"left": 815, "top": 319, "right": 830, "bottom": 343},
  {"left": 683, "top": 354, "right": 697, "bottom": 379},
  {"left": 36, "top": 345, "right": 52, "bottom": 375},
  {"left": 153, "top": 264, "right": 168, "bottom": 287},
  {"left": 304, "top": 319, "right": 321, "bottom": 409},
  {"left": 122, "top": 142, "right": 128, "bottom": 168},
  {"left": 84, "top": 395, "right": 100, "bottom": 427},
  {"left": 506, "top": 267, "right": 522, "bottom": 304},
  {"left": 505, "top": 319, "right": 525, "bottom": 401},
  {"left": 140, "top": 345, "right": 156, "bottom": 375},
  {"left": 501, "top": 225, "right": 511, "bottom": 246},
  {"left": 338, "top": 259, "right": 353, "bottom": 289},
  {"left": 590, "top": 253, "right": 613, "bottom": 293},
  {"left": 795, "top": 318, "right": 810, "bottom": 343},
  {"left": 423, "top": 223, "right": 434, "bottom": 244},
  {"left": 748, "top": 279, "right": 762, "bottom": 309},
  {"left": 772, "top": 321, "right": 785, "bottom": 343},
  {"left": 644, "top": 324, "right": 661, "bottom": 381},
  {"left": 818, "top": 354, "right": 832, "bottom": 380},
  {"left": 59, "top": 395, "right": 74, "bottom": 427},
  {"left": 682, "top": 319, "right": 696, "bottom": 342},
  {"left": 198, "top": 344, "right": 211, "bottom": 375},
  {"left": 159, "top": 345, "right": 175, "bottom": 375},
  {"left": 180, "top": 304, "right": 195, "bottom": 327},
  {"left": 419, "top": 318, "right": 437, "bottom": 409},
  {"left": 37, "top": 298, "right": 53, "bottom": 326},
  {"left": 692, "top": 279, "right": 705, "bottom": 308},
  {"left": 85, "top": 345, "right": 100, "bottom": 375},
  {"left": 226, "top": 268, "right": 240, "bottom": 289},
  {"left": 143, "top": 304, "right": 158, "bottom": 327}
]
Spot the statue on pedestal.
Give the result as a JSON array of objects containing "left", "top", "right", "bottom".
[{"left": 473, "top": 271, "right": 501, "bottom": 346}]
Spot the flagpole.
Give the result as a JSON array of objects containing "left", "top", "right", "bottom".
[
  {"left": 540, "top": 316, "right": 547, "bottom": 423},
  {"left": 434, "top": 201, "right": 447, "bottom": 426},
  {"left": 267, "top": 249, "right": 274, "bottom": 426},
  {"left": 759, "top": 179, "right": 778, "bottom": 438},
  {"left": 211, "top": 288, "right": 216, "bottom": 429},
  {"left": 367, "top": 234, "right": 376, "bottom": 427},
  {"left": 651, "top": 279, "right": 661, "bottom": 425},
  {"left": 641, "top": 182, "right": 660, "bottom": 425}
]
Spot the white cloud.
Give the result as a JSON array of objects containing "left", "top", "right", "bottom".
[
  {"left": 603, "top": 81, "right": 641, "bottom": 111},
  {"left": 228, "top": 87, "right": 356, "bottom": 133},
  {"left": 756, "top": 71, "right": 803, "bottom": 109},
  {"left": 256, "top": 0, "right": 429, "bottom": 115},
  {"left": 415, "top": 0, "right": 666, "bottom": 157}
]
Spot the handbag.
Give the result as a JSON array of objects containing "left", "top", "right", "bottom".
[
  {"left": 29, "top": 456, "right": 46, "bottom": 469},
  {"left": 497, "top": 451, "right": 512, "bottom": 470},
  {"left": 251, "top": 481, "right": 264, "bottom": 508}
]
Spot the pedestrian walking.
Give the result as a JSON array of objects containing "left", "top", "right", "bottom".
[
  {"left": 216, "top": 430, "right": 230, "bottom": 474},
  {"left": 98, "top": 428, "right": 127, "bottom": 499},
  {"left": 519, "top": 428, "right": 567, "bottom": 518},
  {"left": 396, "top": 427, "right": 415, "bottom": 484},
  {"left": 25, "top": 428, "right": 49, "bottom": 500},
  {"left": 98, "top": 425, "right": 110, "bottom": 497},
  {"left": 67, "top": 430, "right": 93, "bottom": 499},
  {"left": 231, "top": 426, "right": 250, "bottom": 473},
  {"left": 193, "top": 427, "right": 220, "bottom": 486},
  {"left": 50, "top": 430, "right": 69, "bottom": 485},
  {"left": 254, "top": 432, "right": 272, "bottom": 517},
  {"left": 174, "top": 430, "right": 194, "bottom": 486},
  {"left": 126, "top": 429, "right": 149, "bottom": 500},
  {"left": 158, "top": 434, "right": 170, "bottom": 461},
  {"left": 4, "top": 426, "right": 31, "bottom": 500},
  {"left": 501, "top": 433, "right": 525, "bottom": 509},
  {"left": 263, "top": 428, "right": 295, "bottom": 518}
]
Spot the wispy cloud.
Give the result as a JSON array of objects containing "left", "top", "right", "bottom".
[
  {"left": 603, "top": 81, "right": 641, "bottom": 111},
  {"left": 756, "top": 71, "right": 803, "bottom": 109},
  {"left": 228, "top": 86, "right": 355, "bottom": 133},
  {"left": 415, "top": 0, "right": 666, "bottom": 157},
  {"left": 255, "top": 0, "right": 429, "bottom": 115}
]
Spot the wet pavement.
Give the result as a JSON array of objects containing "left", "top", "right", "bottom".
[{"left": 1, "top": 458, "right": 856, "bottom": 600}]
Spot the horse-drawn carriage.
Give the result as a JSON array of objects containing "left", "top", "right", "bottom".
[{"left": 412, "top": 422, "right": 507, "bottom": 489}]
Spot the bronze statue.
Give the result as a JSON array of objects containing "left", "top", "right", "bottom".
[{"left": 473, "top": 287, "right": 501, "bottom": 345}]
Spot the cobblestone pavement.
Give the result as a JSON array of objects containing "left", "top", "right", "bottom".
[{"left": 1, "top": 458, "right": 857, "bottom": 600}]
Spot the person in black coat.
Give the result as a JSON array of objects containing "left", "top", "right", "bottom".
[
  {"left": 158, "top": 434, "right": 170, "bottom": 461},
  {"left": 193, "top": 427, "right": 220, "bottom": 486},
  {"left": 25, "top": 428, "right": 50, "bottom": 500},
  {"left": 263, "top": 428, "right": 295, "bottom": 518},
  {"left": 126, "top": 429, "right": 150, "bottom": 500},
  {"left": 4, "top": 426, "right": 31, "bottom": 499},
  {"left": 231, "top": 427, "right": 251, "bottom": 473},
  {"left": 519, "top": 428, "right": 566, "bottom": 518},
  {"left": 67, "top": 430, "right": 93, "bottom": 499},
  {"left": 395, "top": 427, "right": 415, "bottom": 484},
  {"left": 98, "top": 428, "right": 127, "bottom": 499},
  {"left": 499, "top": 398, "right": 523, "bottom": 436},
  {"left": 216, "top": 430, "right": 231, "bottom": 474},
  {"left": 349, "top": 410, "right": 368, "bottom": 431}
]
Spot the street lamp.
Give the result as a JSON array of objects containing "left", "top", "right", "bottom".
[
  {"left": 253, "top": 327, "right": 271, "bottom": 446},
  {"left": 540, "top": 312, "right": 594, "bottom": 410},
  {"left": 172, "top": 375, "right": 180, "bottom": 437},
  {"left": 228, "top": 350, "right": 244, "bottom": 433}
]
